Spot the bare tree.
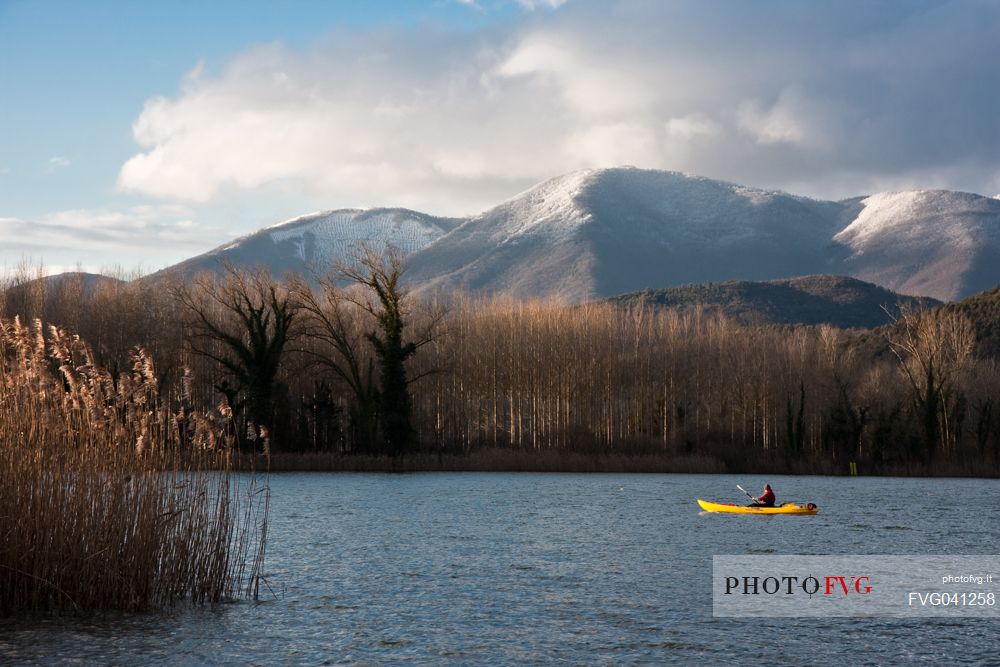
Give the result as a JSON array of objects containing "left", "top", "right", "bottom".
[
  {"left": 886, "top": 304, "right": 975, "bottom": 457},
  {"left": 173, "top": 265, "right": 298, "bottom": 449},
  {"left": 290, "top": 273, "right": 378, "bottom": 452},
  {"left": 338, "top": 244, "right": 441, "bottom": 454}
]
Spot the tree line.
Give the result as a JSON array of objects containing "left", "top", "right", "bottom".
[{"left": 3, "top": 253, "right": 999, "bottom": 474}]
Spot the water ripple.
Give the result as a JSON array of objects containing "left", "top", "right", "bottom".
[{"left": 2, "top": 472, "right": 999, "bottom": 665}]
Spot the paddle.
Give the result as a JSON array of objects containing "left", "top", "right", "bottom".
[{"left": 736, "top": 484, "right": 756, "bottom": 503}]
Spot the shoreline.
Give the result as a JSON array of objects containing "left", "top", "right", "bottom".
[{"left": 236, "top": 449, "right": 1000, "bottom": 478}]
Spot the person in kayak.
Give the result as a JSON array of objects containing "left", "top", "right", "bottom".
[{"left": 749, "top": 483, "right": 775, "bottom": 507}]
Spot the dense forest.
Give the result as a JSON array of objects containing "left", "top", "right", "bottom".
[{"left": 3, "top": 256, "right": 999, "bottom": 476}]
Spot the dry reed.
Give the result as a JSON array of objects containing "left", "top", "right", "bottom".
[{"left": 0, "top": 317, "right": 268, "bottom": 615}]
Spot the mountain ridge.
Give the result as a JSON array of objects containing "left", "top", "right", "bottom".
[
  {"left": 147, "top": 207, "right": 461, "bottom": 282},
  {"left": 605, "top": 274, "right": 939, "bottom": 329},
  {"left": 147, "top": 167, "right": 1000, "bottom": 301}
]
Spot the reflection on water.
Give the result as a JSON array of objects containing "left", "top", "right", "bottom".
[{"left": 2, "top": 473, "right": 999, "bottom": 665}]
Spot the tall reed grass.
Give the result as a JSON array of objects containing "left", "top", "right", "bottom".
[{"left": 0, "top": 317, "right": 268, "bottom": 615}]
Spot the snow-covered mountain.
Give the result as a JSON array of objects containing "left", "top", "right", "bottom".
[
  {"left": 406, "top": 168, "right": 847, "bottom": 301},
  {"left": 406, "top": 168, "right": 1000, "bottom": 301},
  {"left": 151, "top": 167, "right": 1000, "bottom": 301},
  {"left": 149, "top": 208, "right": 460, "bottom": 280},
  {"left": 833, "top": 190, "right": 1000, "bottom": 300}
]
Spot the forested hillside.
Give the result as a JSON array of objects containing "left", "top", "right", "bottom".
[{"left": 606, "top": 275, "right": 937, "bottom": 328}]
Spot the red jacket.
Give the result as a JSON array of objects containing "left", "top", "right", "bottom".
[{"left": 758, "top": 487, "right": 775, "bottom": 506}]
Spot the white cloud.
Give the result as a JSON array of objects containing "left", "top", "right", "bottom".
[
  {"left": 45, "top": 156, "right": 71, "bottom": 173},
  {"left": 516, "top": 0, "right": 569, "bottom": 9},
  {"left": 117, "top": 39, "right": 576, "bottom": 213},
  {"left": 457, "top": 0, "right": 569, "bottom": 8},
  {"left": 566, "top": 122, "right": 660, "bottom": 167},
  {"left": 735, "top": 88, "right": 848, "bottom": 153},
  {"left": 495, "top": 33, "right": 655, "bottom": 117},
  {"left": 737, "top": 94, "right": 805, "bottom": 147},
  {"left": 432, "top": 151, "right": 492, "bottom": 179},
  {"left": 0, "top": 205, "right": 228, "bottom": 272},
  {"left": 664, "top": 113, "right": 720, "bottom": 142},
  {"left": 117, "top": 1, "right": 1000, "bottom": 211}
]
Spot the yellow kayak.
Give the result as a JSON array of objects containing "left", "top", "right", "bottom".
[{"left": 697, "top": 499, "right": 819, "bottom": 515}]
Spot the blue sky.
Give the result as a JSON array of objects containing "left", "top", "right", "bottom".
[
  {"left": 0, "top": 0, "right": 530, "bottom": 272},
  {"left": 1, "top": 0, "right": 999, "bottom": 274}
]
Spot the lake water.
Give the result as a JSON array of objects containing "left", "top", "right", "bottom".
[{"left": 2, "top": 473, "right": 999, "bottom": 665}]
